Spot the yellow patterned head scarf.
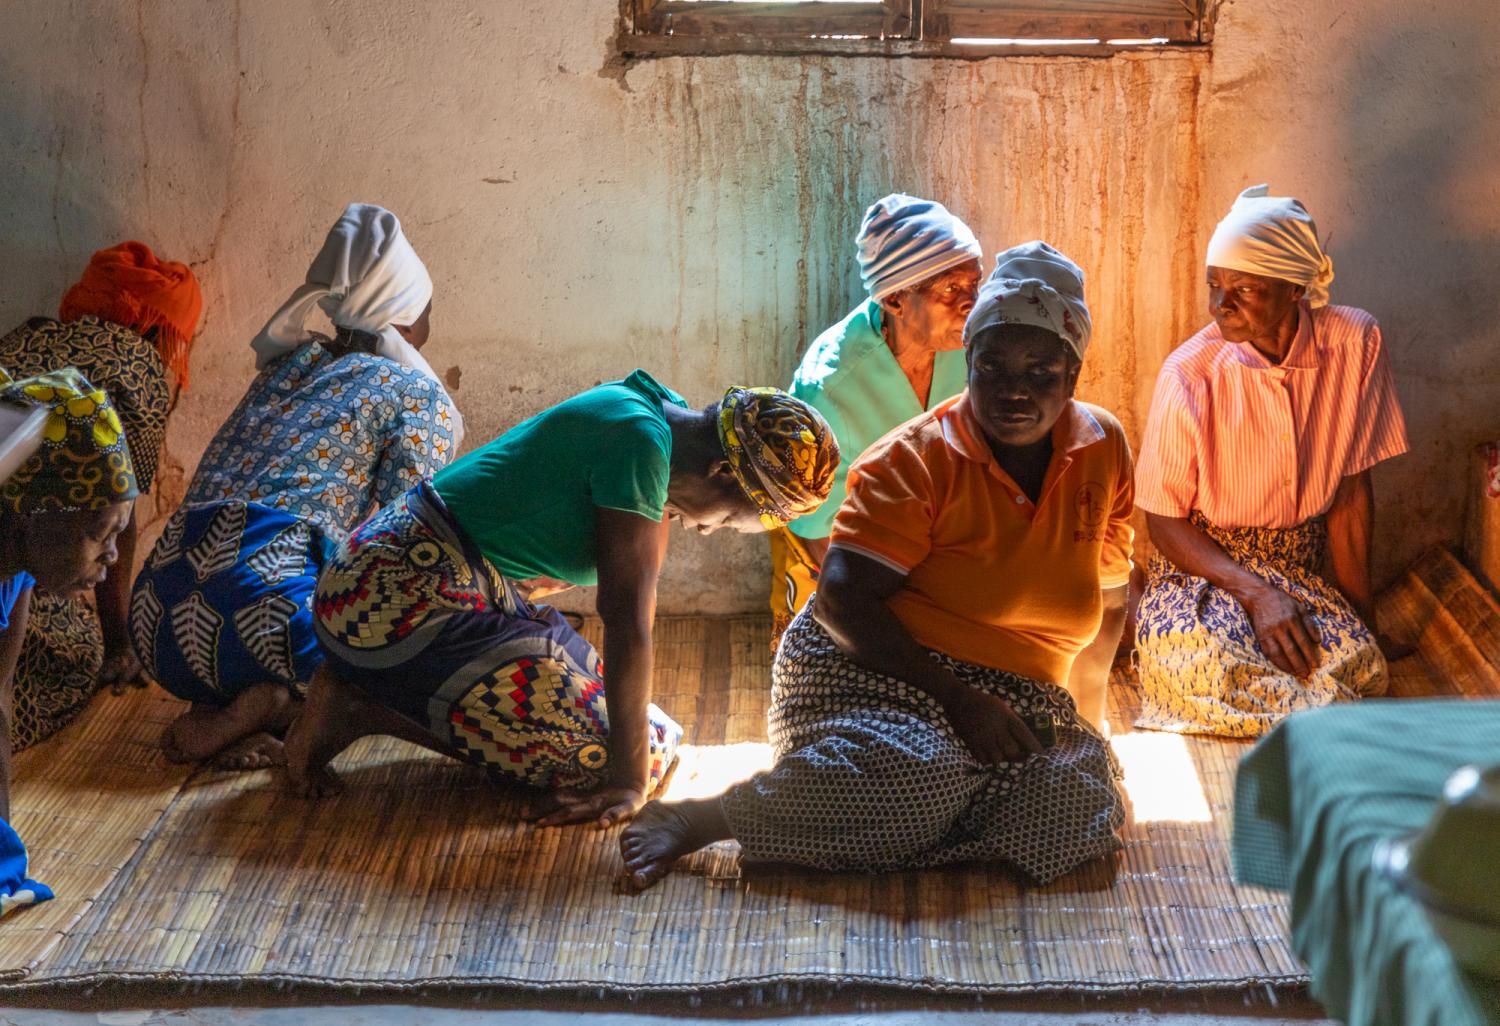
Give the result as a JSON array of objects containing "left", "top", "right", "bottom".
[
  {"left": 0, "top": 367, "right": 139, "bottom": 514},
  {"left": 716, "top": 387, "right": 839, "bottom": 529}
]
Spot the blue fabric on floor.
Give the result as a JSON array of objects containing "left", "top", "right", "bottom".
[{"left": 0, "top": 817, "right": 51, "bottom": 918}]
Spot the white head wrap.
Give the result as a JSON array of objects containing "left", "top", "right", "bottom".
[
  {"left": 856, "top": 193, "right": 982, "bottom": 301},
  {"left": 963, "top": 240, "right": 1092, "bottom": 361},
  {"left": 250, "top": 203, "right": 463, "bottom": 443},
  {"left": 1205, "top": 184, "right": 1335, "bottom": 308}
]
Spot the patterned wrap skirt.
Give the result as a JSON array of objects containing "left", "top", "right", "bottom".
[
  {"left": 11, "top": 593, "right": 104, "bottom": 751},
  {"left": 130, "top": 501, "right": 329, "bottom": 706},
  {"left": 311, "top": 481, "right": 682, "bottom": 792},
  {"left": 1134, "top": 512, "right": 1387, "bottom": 739},
  {"left": 721, "top": 602, "right": 1125, "bottom": 883}
]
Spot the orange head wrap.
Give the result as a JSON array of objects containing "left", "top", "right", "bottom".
[{"left": 59, "top": 241, "right": 203, "bottom": 388}]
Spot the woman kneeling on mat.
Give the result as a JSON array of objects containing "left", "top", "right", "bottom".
[
  {"left": 286, "top": 374, "right": 837, "bottom": 830},
  {"left": 622, "top": 243, "right": 1133, "bottom": 889}
]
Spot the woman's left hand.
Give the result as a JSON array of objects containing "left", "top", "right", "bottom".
[
  {"left": 523, "top": 785, "right": 647, "bottom": 829},
  {"left": 99, "top": 647, "right": 148, "bottom": 694}
]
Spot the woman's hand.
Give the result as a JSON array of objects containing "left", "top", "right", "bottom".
[
  {"left": 1242, "top": 582, "right": 1322, "bottom": 678},
  {"left": 943, "top": 686, "right": 1042, "bottom": 766},
  {"left": 523, "top": 785, "right": 647, "bottom": 829}
]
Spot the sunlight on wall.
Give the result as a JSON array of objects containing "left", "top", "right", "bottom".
[{"left": 1109, "top": 731, "right": 1213, "bottom": 823}]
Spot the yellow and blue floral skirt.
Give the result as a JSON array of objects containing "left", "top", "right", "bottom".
[
  {"left": 312, "top": 481, "right": 681, "bottom": 792},
  {"left": 1134, "top": 512, "right": 1386, "bottom": 739}
]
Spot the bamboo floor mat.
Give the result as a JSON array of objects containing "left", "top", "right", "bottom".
[{"left": 3, "top": 558, "right": 1489, "bottom": 997}]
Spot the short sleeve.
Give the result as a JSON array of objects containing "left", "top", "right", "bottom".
[
  {"left": 589, "top": 415, "right": 672, "bottom": 521},
  {"left": 371, "top": 378, "right": 459, "bottom": 508},
  {"left": 829, "top": 442, "right": 934, "bottom": 575},
  {"left": 1343, "top": 323, "right": 1409, "bottom": 476},
  {"left": 1134, "top": 368, "right": 1199, "bottom": 518},
  {"left": 1099, "top": 429, "right": 1135, "bottom": 589},
  {"left": 0, "top": 572, "right": 34, "bottom": 633}
]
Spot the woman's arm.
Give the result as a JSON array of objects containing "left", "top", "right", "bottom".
[
  {"left": 531, "top": 507, "right": 669, "bottom": 829},
  {"left": 95, "top": 507, "right": 144, "bottom": 690},
  {"left": 1325, "top": 470, "right": 1374, "bottom": 624},
  {"left": 814, "top": 547, "right": 1039, "bottom": 764},
  {"left": 0, "top": 586, "right": 33, "bottom": 822},
  {"left": 1147, "top": 512, "right": 1322, "bottom": 678},
  {"left": 1066, "top": 584, "right": 1127, "bottom": 730}
]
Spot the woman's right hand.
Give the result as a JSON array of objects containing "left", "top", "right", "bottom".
[
  {"left": 943, "top": 686, "right": 1042, "bottom": 766},
  {"left": 1242, "top": 582, "right": 1322, "bottom": 678}
]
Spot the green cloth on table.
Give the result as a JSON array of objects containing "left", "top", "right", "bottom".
[
  {"left": 787, "top": 299, "right": 966, "bottom": 540},
  {"left": 1233, "top": 699, "right": 1500, "bottom": 1026},
  {"left": 433, "top": 369, "right": 687, "bottom": 586}
]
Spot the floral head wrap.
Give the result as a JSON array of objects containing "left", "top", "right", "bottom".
[
  {"left": 59, "top": 241, "right": 203, "bottom": 387},
  {"left": 963, "top": 240, "right": 1092, "bottom": 360},
  {"left": 0, "top": 367, "right": 139, "bottom": 514},
  {"left": 716, "top": 387, "right": 839, "bottom": 529}
]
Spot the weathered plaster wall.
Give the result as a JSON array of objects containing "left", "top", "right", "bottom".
[{"left": 1, "top": 0, "right": 1494, "bottom": 612}]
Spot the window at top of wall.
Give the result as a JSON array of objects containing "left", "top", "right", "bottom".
[{"left": 619, "top": 1, "right": 1214, "bottom": 58}]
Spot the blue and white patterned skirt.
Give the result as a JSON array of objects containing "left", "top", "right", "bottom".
[{"left": 1134, "top": 513, "right": 1387, "bottom": 739}]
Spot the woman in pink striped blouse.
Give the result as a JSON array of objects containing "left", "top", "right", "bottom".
[{"left": 1133, "top": 185, "right": 1408, "bottom": 738}]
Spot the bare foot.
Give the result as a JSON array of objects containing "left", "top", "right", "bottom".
[
  {"left": 161, "top": 684, "right": 296, "bottom": 766},
  {"left": 212, "top": 731, "right": 286, "bottom": 771},
  {"left": 283, "top": 664, "right": 449, "bottom": 799},
  {"left": 619, "top": 797, "right": 732, "bottom": 892}
]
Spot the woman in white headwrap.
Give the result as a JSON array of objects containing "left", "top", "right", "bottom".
[
  {"left": 622, "top": 242, "right": 1134, "bottom": 890},
  {"left": 1133, "top": 185, "right": 1409, "bottom": 738},
  {"left": 769, "top": 193, "right": 983, "bottom": 648},
  {"left": 129, "top": 204, "right": 462, "bottom": 770}
]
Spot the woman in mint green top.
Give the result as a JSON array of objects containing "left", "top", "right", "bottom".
[
  {"left": 287, "top": 371, "right": 839, "bottom": 830},
  {"left": 770, "top": 194, "right": 983, "bottom": 643}
]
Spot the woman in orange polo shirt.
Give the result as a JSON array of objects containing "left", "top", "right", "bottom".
[{"left": 621, "top": 242, "right": 1133, "bottom": 888}]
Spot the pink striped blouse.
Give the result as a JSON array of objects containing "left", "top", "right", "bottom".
[{"left": 1136, "top": 303, "right": 1408, "bottom": 529}]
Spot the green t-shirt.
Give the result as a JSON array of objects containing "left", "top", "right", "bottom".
[
  {"left": 787, "top": 299, "right": 968, "bottom": 539},
  {"left": 433, "top": 370, "right": 687, "bottom": 585}
]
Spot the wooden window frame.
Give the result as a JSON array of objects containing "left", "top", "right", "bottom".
[{"left": 619, "top": 0, "right": 1213, "bottom": 58}]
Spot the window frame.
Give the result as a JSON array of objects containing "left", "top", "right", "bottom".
[{"left": 618, "top": 0, "right": 1213, "bottom": 59}]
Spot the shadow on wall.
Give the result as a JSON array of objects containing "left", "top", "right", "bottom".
[{"left": 1332, "top": 12, "right": 1500, "bottom": 581}]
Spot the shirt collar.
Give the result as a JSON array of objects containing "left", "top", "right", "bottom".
[{"left": 940, "top": 392, "right": 1104, "bottom": 466}]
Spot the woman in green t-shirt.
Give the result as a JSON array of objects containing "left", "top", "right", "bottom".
[{"left": 285, "top": 373, "right": 838, "bottom": 828}]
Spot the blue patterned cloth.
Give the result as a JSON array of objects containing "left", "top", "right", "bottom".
[
  {"left": 0, "top": 571, "right": 33, "bottom": 631},
  {"left": 0, "top": 817, "right": 51, "bottom": 918},
  {"left": 181, "top": 339, "right": 457, "bottom": 542},
  {"left": 131, "top": 502, "right": 330, "bottom": 705},
  {"left": 1134, "top": 513, "right": 1386, "bottom": 738}
]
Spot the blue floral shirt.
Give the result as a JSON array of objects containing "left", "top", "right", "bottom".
[{"left": 184, "top": 341, "right": 458, "bottom": 541}]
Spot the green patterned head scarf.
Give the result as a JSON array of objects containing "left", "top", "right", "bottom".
[
  {"left": 0, "top": 367, "right": 139, "bottom": 513},
  {"left": 716, "top": 386, "right": 839, "bottom": 530}
]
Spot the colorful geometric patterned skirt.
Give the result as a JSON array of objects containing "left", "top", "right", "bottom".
[
  {"left": 311, "top": 481, "right": 682, "bottom": 792},
  {"left": 721, "top": 602, "right": 1124, "bottom": 883},
  {"left": 130, "top": 501, "right": 329, "bottom": 706},
  {"left": 1134, "top": 513, "right": 1387, "bottom": 739},
  {"left": 11, "top": 592, "right": 104, "bottom": 751}
]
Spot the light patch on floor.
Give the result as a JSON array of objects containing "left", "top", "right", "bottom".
[
  {"left": 1110, "top": 732, "right": 1213, "bottom": 824},
  {"left": 661, "top": 742, "right": 774, "bottom": 801}
]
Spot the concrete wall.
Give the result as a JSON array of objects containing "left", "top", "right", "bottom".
[{"left": 1, "top": 0, "right": 1495, "bottom": 613}]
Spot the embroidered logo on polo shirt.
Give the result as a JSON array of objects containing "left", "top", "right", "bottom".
[{"left": 1073, "top": 482, "right": 1107, "bottom": 542}]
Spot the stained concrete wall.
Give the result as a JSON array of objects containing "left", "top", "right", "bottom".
[{"left": 1, "top": 0, "right": 1495, "bottom": 613}]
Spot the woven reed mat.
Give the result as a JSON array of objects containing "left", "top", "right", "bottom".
[{"left": 0, "top": 617, "right": 1332, "bottom": 998}]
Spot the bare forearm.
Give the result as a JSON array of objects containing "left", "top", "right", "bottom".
[
  {"left": 813, "top": 585, "right": 965, "bottom": 709},
  {"left": 1326, "top": 473, "right": 1375, "bottom": 621},
  {"left": 1147, "top": 513, "right": 1271, "bottom": 606},
  {"left": 1067, "top": 585, "right": 1126, "bottom": 727},
  {"left": 95, "top": 512, "right": 138, "bottom": 650},
  {"left": 599, "top": 620, "right": 653, "bottom": 792},
  {"left": 0, "top": 592, "right": 32, "bottom": 822}
]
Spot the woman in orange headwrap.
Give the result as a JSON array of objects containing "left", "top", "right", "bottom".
[{"left": 0, "top": 242, "right": 201, "bottom": 749}]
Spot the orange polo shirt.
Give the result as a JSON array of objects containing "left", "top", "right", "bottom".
[{"left": 830, "top": 392, "right": 1134, "bottom": 685}]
